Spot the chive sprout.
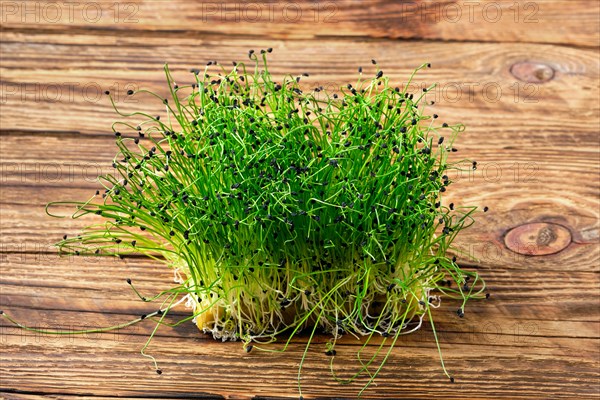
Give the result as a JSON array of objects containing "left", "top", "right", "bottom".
[{"left": 3, "top": 50, "right": 487, "bottom": 397}]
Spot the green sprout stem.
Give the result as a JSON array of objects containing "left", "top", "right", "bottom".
[{"left": 1, "top": 49, "right": 488, "bottom": 397}]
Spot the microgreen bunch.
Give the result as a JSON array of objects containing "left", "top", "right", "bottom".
[{"left": 3, "top": 49, "right": 487, "bottom": 397}]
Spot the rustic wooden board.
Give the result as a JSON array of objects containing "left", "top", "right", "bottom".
[
  {"left": 1, "top": 1, "right": 599, "bottom": 399},
  {"left": 2, "top": 134, "right": 598, "bottom": 273},
  {"left": 1, "top": 256, "right": 598, "bottom": 398},
  {"left": 1, "top": 0, "right": 598, "bottom": 47},
  {"left": 1, "top": 32, "right": 599, "bottom": 137}
]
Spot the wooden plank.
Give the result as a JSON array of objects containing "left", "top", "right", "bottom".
[
  {"left": 0, "top": 396, "right": 189, "bottom": 400},
  {"left": 2, "top": 183, "right": 599, "bottom": 271},
  {"left": 1, "top": 331, "right": 596, "bottom": 398},
  {"left": 1, "top": 32, "right": 598, "bottom": 137},
  {"left": 1, "top": 333, "right": 596, "bottom": 398},
  {"left": 1, "top": 4, "right": 599, "bottom": 398},
  {"left": 2, "top": 183, "right": 599, "bottom": 273},
  {"left": 0, "top": 0, "right": 597, "bottom": 47},
  {"left": 2, "top": 253, "right": 599, "bottom": 323},
  {"left": 0, "top": 396, "right": 225, "bottom": 400},
  {"left": 2, "top": 135, "right": 598, "bottom": 189},
  {"left": 0, "top": 396, "right": 224, "bottom": 400},
  {"left": 1, "top": 132, "right": 598, "bottom": 272},
  {"left": 1, "top": 256, "right": 598, "bottom": 398}
]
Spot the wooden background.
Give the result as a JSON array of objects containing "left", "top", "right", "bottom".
[{"left": 1, "top": 1, "right": 599, "bottom": 398}]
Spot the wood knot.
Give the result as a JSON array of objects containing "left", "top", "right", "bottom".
[
  {"left": 504, "top": 222, "right": 571, "bottom": 256},
  {"left": 510, "top": 62, "right": 555, "bottom": 83}
]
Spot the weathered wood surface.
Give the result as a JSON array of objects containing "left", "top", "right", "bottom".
[
  {"left": 2, "top": 135, "right": 598, "bottom": 273},
  {"left": 1, "top": 0, "right": 598, "bottom": 47},
  {"left": 1, "top": 1, "right": 599, "bottom": 399},
  {"left": 1, "top": 32, "right": 599, "bottom": 137},
  {"left": 1, "top": 255, "right": 598, "bottom": 398}
]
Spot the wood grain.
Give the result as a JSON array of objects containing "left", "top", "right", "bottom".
[
  {"left": 0, "top": 0, "right": 598, "bottom": 47},
  {"left": 1, "top": 32, "right": 598, "bottom": 138},
  {"left": 2, "top": 133, "right": 598, "bottom": 273},
  {"left": 1, "top": 256, "right": 598, "bottom": 398},
  {"left": 1, "top": 1, "right": 599, "bottom": 399}
]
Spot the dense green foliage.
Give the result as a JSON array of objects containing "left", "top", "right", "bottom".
[{"left": 35, "top": 50, "right": 486, "bottom": 396}]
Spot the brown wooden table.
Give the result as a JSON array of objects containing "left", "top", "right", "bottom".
[{"left": 1, "top": 1, "right": 599, "bottom": 398}]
